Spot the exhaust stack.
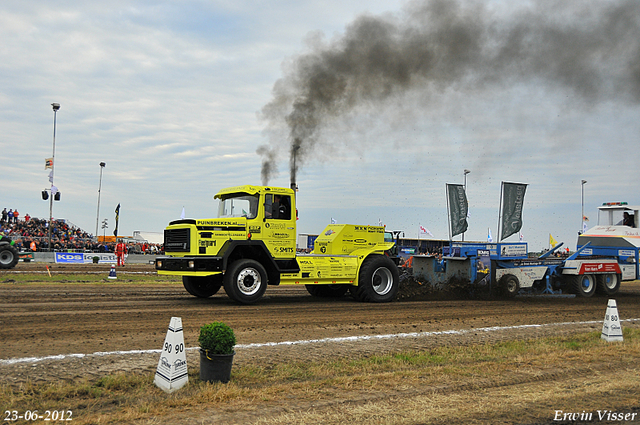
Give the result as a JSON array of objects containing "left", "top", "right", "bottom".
[{"left": 290, "top": 143, "right": 299, "bottom": 195}]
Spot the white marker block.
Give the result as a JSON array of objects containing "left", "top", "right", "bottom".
[
  {"left": 154, "top": 317, "right": 188, "bottom": 393},
  {"left": 601, "top": 299, "right": 623, "bottom": 342}
]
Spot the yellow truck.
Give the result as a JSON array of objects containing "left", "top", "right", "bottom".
[{"left": 155, "top": 185, "right": 399, "bottom": 304}]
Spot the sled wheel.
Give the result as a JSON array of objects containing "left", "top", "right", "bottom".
[
  {"left": 223, "top": 259, "right": 268, "bottom": 304},
  {"left": 571, "top": 274, "right": 596, "bottom": 297},
  {"left": 499, "top": 274, "right": 520, "bottom": 298},
  {"left": 0, "top": 244, "right": 19, "bottom": 269},
  {"left": 183, "top": 275, "right": 222, "bottom": 298},
  {"left": 350, "top": 255, "right": 399, "bottom": 303},
  {"left": 596, "top": 273, "right": 621, "bottom": 295}
]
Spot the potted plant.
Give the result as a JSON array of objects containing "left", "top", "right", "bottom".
[{"left": 198, "top": 321, "right": 236, "bottom": 383}]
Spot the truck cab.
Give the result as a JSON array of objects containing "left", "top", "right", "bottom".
[
  {"left": 576, "top": 201, "right": 640, "bottom": 285},
  {"left": 215, "top": 185, "right": 297, "bottom": 260},
  {"left": 578, "top": 202, "right": 640, "bottom": 250}
]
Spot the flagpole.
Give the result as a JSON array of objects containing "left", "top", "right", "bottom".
[
  {"left": 445, "top": 184, "right": 452, "bottom": 242},
  {"left": 463, "top": 169, "right": 470, "bottom": 242},
  {"left": 497, "top": 181, "right": 504, "bottom": 242},
  {"left": 581, "top": 180, "right": 587, "bottom": 235}
]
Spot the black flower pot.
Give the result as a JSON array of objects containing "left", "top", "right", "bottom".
[{"left": 199, "top": 349, "right": 234, "bottom": 383}]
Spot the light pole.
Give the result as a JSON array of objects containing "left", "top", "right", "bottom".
[
  {"left": 462, "top": 169, "right": 470, "bottom": 241},
  {"left": 48, "top": 103, "right": 60, "bottom": 252},
  {"left": 581, "top": 180, "right": 587, "bottom": 235},
  {"left": 95, "top": 162, "right": 106, "bottom": 238}
]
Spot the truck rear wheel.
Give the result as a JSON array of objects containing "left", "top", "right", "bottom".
[
  {"left": 498, "top": 274, "right": 520, "bottom": 298},
  {"left": 305, "top": 284, "right": 349, "bottom": 298},
  {"left": 223, "top": 259, "right": 268, "bottom": 304},
  {"left": 596, "top": 273, "right": 621, "bottom": 295},
  {"left": 0, "top": 244, "right": 19, "bottom": 269},
  {"left": 183, "top": 275, "right": 222, "bottom": 298},
  {"left": 350, "top": 255, "right": 399, "bottom": 302},
  {"left": 570, "top": 274, "right": 596, "bottom": 297}
]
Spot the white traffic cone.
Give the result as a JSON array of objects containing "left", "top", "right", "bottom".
[
  {"left": 601, "top": 299, "right": 623, "bottom": 342},
  {"left": 108, "top": 265, "right": 117, "bottom": 280}
]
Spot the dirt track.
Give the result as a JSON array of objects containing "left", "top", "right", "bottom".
[{"left": 2, "top": 263, "right": 640, "bottom": 387}]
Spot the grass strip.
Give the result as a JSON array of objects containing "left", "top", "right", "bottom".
[{"left": 2, "top": 328, "right": 639, "bottom": 424}]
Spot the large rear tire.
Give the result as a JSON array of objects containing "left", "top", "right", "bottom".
[
  {"left": 183, "top": 275, "right": 222, "bottom": 298},
  {"left": 570, "top": 274, "right": 596, "bottom": 297},
  {"left": 223, "top": 259, "right": 268, "bottom": 304},
  {"left": 596, "top": 273, "right": 621, "bottom": 295},
  {"left": 350, "top": 255, "right": 399, "bottom": 302},
  {"left": 0, "top": 244, "right": 19, "bottom": 269},
  {"left": 305, "top": 284, "right": 349, "bottom": 298}
]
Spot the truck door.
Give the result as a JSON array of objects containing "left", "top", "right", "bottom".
[{"left": 263, "top": 193, "right": 296, "bottom": 259}]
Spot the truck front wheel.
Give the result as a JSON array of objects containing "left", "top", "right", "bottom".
[
  {"left": 596, "top": 273, "right": 621, "bottom": 295},
  {"left": 183, "top": 275, "right": 222, "bottom": 298},
  {"left": 350, "top": 255, "right": 399, "bottom": 302},
  {"left": 223, "top": 259, "right": 268, "bottom": 304}
]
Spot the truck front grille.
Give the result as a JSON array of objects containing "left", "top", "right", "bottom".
[{"left": 164, "top": 228, "right": 190, "bottom": 252}]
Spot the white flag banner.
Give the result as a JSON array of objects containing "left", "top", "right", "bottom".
[
  {"left": 180, "top": 207, "right": 185, "bottom": 220},
  {"left": 331, "top": 218, "right": 337, "bottom": 224},
  {"left": 488, "top": 228, "right": 493, "bottom": 243},
  {"left": 419, "top": 225, "right": 433, "bottom": 237}
]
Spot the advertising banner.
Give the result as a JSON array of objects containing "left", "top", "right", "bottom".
[
  {"left": 497, "top": 243, "right": 528, "bottom": 259},
  {"left": 114, "top": 203, "right": 121, "bottom": 238},
  {"left": 477, "top": 249, "right": 491, "bottom": 276},
  {"left": 447, "top": 184, "right": 468, "bottom": 237},
  {"left": 500, "top": 182, "right": 527, "bottom": 240},
  {"left": 55, "top": 252, "right": 118, "bottom": 264}
]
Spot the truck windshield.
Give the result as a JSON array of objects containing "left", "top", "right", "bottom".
[
  {"left": 217, "top": 194, "right": 259, "bottom": 219},
  {"left": 598, "top": 209, "right": 630, "bottom": 226}
]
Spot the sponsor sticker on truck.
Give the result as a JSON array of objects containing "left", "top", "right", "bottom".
[{"left": 578, "top": 262, "right": 621, "bottom": 274}]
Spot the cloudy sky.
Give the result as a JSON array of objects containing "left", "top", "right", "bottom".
[{"left": 1, "top": 0, "right": 639, "bottom": 251}]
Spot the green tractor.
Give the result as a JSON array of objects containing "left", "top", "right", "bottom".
[{"left": 0, "top": 236, "right": 19, "bottom": 269}]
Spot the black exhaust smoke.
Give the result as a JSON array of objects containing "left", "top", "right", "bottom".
[{"left": 258, "top": 0, "right": 640, "bottom": 185}]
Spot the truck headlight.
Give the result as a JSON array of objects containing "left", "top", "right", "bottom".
[
  {"left": 156, "top": 260, "right": 163, "bottom": 269},
  {"left": 188, "top": 260, "right": 195, "bottom": 269}
]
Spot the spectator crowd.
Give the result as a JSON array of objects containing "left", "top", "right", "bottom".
[{"left": 1, "top": 208, "right": 162, "bottom": 254}]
